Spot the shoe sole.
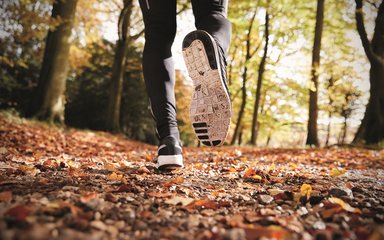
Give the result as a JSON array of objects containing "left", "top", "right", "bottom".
[
  {"left": 182, "top": 30, "right": 231, "bottom": 146},
  {"left": 155, "top": 155, "right": 183, "bottom": 170}
]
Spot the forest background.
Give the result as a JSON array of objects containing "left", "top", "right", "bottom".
[{"left": 1, "top": 0, "right": 383, "bottom": 147}]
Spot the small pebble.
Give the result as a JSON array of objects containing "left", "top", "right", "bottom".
[
  {"left": 259, "top": 195, "right": 274, "bottom": 204},
  {"left": 313, "top": 220, "right": 326, "bottom": 230}
]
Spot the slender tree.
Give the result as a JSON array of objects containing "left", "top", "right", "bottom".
[
  {"left": 306, "top": 0, "right": 325, "bottom": 146},
  {"left": 105, "top": 0, "right": 189, "bottom": 132},
  {"left": 32, "top": 0, "right": 78, "bottom": 123},
  {"left": 325, "top": 76, "right": 334, "bottom": 146},
  {"left": 250, "top": 6, "right": 270, "bottom": 145},
  {"left": 353, "top": 0, "right": 384, "bottom": 144},
  {"left": 105, "top": 0, "right": 134, "bottom": 132},
  {"left": 231, "top": 9, "right": 258, "bottom": 145}
]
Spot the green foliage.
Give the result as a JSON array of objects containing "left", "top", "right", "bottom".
[
  {"left": 0, "top": 0, "right": 53, "bottom": 114},
  {"left": 65, "top": 40, "right": 157, "bottom": 144}
]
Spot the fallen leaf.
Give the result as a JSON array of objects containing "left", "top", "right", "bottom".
[
  {"left": 329, "top": 197, "right": 361, "bottom": 213},
  {"left": 211, "top": 191, "right": 221, "bottom": 197},
  {"left": 80, "top": 192, "right": 99, "bottom": 202},
  {"left": 187, "top": 198, "right": 218, "bottom": 209},
  {"left": 108, "top": 172, "right": 123, "bottom": 180},
  {"left": 5, "top": 205, "right": 30, "bottom": 221},
  {"left": 244, "top": 168, "right": 256, "bottom": 178},
  {"left": 165, "top": 196, "right": 195, "bottom": 206},
  {"left": 0, "top": 191, "right": 12, "bottom": 202},
  {"left": 268, "top": 163, "right": 276, "bottom": 171},
  {"left": 147, "top": 192, "right": 175, "bottom": 198},
  {"left": 300, "top": 184, "right": 312, "bottom": 199},
  {"left": 43, "top": 159, "right": 58, "bottom": 169},
  {"left": 0, "top": 147, "right": 8, "bottom": 154},
  {"left": 104, "top": 162, "right": 118, "bottom": 172},
  {"left": 170, "top": 176, "right": 184, "bottom": 184},
  {"left": 137, "top": 166, "right": 151, "bottom": 174},
  {"left": 330, "top": 168, "right": 346, "bottom": 177},
  {"left": 18, "top": 165, "right": 37, "bottom": 176},
  {"left": 244, "top": 225, "right": 290, "bottom": 239}
]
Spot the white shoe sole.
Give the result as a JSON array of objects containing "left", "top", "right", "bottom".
[
  {"left": 155, "top": 155, "right": 184, "bottom": 169},
  {"left": 182, "top": 30, "right": 231, "bottom": 146}
]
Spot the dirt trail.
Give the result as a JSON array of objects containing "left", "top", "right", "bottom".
[{"left": 0, "top": 113, "right": 383, "bottom": 239}]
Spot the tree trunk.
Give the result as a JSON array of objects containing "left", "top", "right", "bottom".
[
  {"left": 325, "top": 110, "right": 332, "bottom": 146},
  {"left": 353, "top": 0, "right": 384, "bottom": 144},
  {"left": 105, "top": 0, "right": 133, "bottom": 132},
  {"left": 238, "top": 126, "right": 243, "bottom": 145},
  {"left": 325, "top": 77, "right": 334, "bottom": 146},
  {"left": 32, "top": 0, "right": 78, "bottom": 123},
  {"left": 231, "top": 68, "right": 247, "bottom": 145},
  {"left": 250, "top": 9, "right": 270, "bottom": 145},
  {"left": 341, "top": 115, "right": 348, "bottom": 144},
  {"left": 306, "top": 0, "right": 325, "bottom": 146},
  {"left": 231, "top": 9, "right": 257, "bottom": 145},
  {"left": 266, "top": 132, "right": 271, "bottom": 146}
]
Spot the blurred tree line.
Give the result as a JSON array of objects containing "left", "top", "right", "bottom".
[{"left": 0, "top": 0, "right": 383, "bottom": 146}]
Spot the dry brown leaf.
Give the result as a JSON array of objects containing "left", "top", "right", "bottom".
[
  {"left": 0, "top": 191, "right": 12, "bottom": 202},
  {"left": 244, "top": 225, "right": 290, "bottom": 239},
  {"left": 5, "top": 205, "right": 30, "bottom": 221},
  {"left": 165, "top": 196, "right": 195, "bottom": 206},
  {"left": 137, "top": 166, "right": 151, "bottom": 174},
  {"left": 18, "top": 165, "right": 37, "bottom": 176},
  {"left": 147, "top": 191, "right": 175, "bottom": 198}
]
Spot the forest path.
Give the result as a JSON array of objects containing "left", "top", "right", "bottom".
[{"left": 0, "top": 113, "right": 383, "bottom": 239}]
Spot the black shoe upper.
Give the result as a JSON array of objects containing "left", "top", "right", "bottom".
[
  {"left": 158, "top": 136, "right": 182, "bottom": 156},
  {"left": 216, "top": 43, "right": 230, "bottom": 95}
]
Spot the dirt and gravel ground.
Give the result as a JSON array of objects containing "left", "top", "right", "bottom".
[{"left": 0, "top": 113, "right": 383, "bottom": 239}]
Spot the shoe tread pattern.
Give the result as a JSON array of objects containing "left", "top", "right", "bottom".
[{"left": 182, "top": 31, "right": 231, "bottom": 146}]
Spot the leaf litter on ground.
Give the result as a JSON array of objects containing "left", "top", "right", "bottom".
[{"left": 0, "top": 113, "right": 383, "bottom": 239}]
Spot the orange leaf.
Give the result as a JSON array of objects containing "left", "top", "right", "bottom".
[
  {"left": 244, "top": 168, "right": 256, "bottom": 178},
  {"left": 108, "top": 172, "right": 123, "bottom": 180},
  {"left": 188, "top": 198, "right": 218, "bottom": 209},
  {"left": 170, "top": 176, "right": 184, "bottom": 184},
  {"left": 211, "top": 191, "right": 221, "bottom": 197},
  {"left": 0, "top": 191, "right": 12, "bottom": 202},
  {"left": 80, "top": 192, "right": 99, "bottom": 202}
]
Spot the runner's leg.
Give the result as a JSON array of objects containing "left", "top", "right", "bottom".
[
  {"left": 191, "top": 0, "right": 232, "bottom": 54},
  {"left": 138, "top": 0, "right": 179, "bottom": 141}
]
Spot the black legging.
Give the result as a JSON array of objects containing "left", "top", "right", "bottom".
[{"left": 139, "top": 0, "right": 231, "bottom": 141}]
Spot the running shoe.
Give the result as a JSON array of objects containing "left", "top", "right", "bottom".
[{"left": 182, "top": 30, "right": 231, "bottom": 146}]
